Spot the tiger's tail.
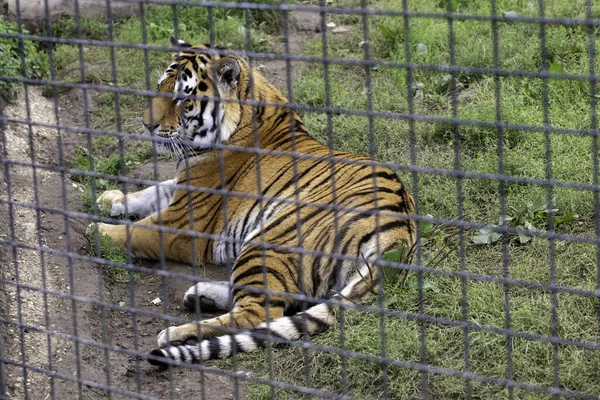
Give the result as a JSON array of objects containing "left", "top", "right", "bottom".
[{"left": 147, "top": 260, "right": 379, "bottom": 367}]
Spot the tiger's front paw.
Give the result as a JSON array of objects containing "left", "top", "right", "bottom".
[
  {"left": 97, "top": 190, "right": 125, "bottom": 216},
  {"left": 86, "top": 222, "right": 127, "bottom": 248},
  {"left": 157, "top": 323, "right": 200, "bottom": 348}
]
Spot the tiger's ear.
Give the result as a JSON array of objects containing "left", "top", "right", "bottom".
[
  {"left": 170, "top": 36, "right": 192, "bottom": 48},
  {"left": 216, "top": 56, "right": 240, "bottom": 92}
]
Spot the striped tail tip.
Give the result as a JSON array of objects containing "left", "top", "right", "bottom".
[
  {"left": 146, "top": 300, "right": 338, "bottom": 367},
  {"left": 148, "top": 348, "right": 170, "bottom": 367}
]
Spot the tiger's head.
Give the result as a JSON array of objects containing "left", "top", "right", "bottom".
[{"left": 143, "top": 37, "right": 254, "bottom": 157}]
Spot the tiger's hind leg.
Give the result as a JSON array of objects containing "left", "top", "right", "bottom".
[
  {"left": 157, "top": 248, "right": 297, "bottom": 348},
  {"left": 183, "top": 281, "right": 232, "bottom": 313},
  {"left": 148, "top": 259, "right": 383, "bottom": 366},
  {"left": 97, "top": 178, "right": 176, "bottom": 217}
]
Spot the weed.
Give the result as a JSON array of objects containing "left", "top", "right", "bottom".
[
  {"left": 70, "top": 137, "right": 152, "bottom": 213},
  {"left": 0, "top": 20, "right": 48, "bottom": 101},
  {"left": 89, "top": 230, "right": 139, "bottom": 284},
  {"left": 473, "top": 195, "right": 580, "bottom": 245},
  {"left": 47, "top": 16, "right": 110, "bottom": 41},
  {"left": 246, "top": 383, "right": 295, "bottom": 400}
]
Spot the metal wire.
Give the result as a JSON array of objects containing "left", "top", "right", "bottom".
[{"left": 0, "top": 0, "right": 599, "bottom": 399}]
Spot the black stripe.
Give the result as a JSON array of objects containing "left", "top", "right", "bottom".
[
  {"left": 271, "top": 109, "right": 291, "bottom": 127},
  {"left": 243, "top": 80, "right": 251, "bottom": 99},
  {"left": 262, "top": 299, "right": 287, "bottom": 309},
  {"left": 188, "top": 344, "right": 200, "bottom": 363},
  {"left": 208, "top": 338, "right": 221, "bottom": 359},
  {"left": 210, "top": 100, "right": 219, "bottom": 126},
  {"left": 167, "top": 184, "right": 212, "bottom": 213},
  {"left": 304, "top": 312, "right": 329, "bottom": 333},
  {"left": 232, "top": 287, "right": 266, "bottom": 299},
  {"left": 233, "top": 265, "right": 290, "bottom": 293},
  {"left": 340, "top": 204, "right": 405, "bottom": 232},
  {"left": 234, "top": 337, "right": 250, "bottom": 354},
  {"left": 403, "top": 190, "right": 416, "bottom": 238},
  {"left": 176, "top": 346, "right": 186, "bottom": 362},
  {"left": 234, "top": 303, "right": 263, "bottom": 319},
  {"left": 255, "top": 92, "right": 266, "bottom": 120},
  {"left": 233, "top": 252, "right": 264, "bottom": 270},
  {"left": 189, "top": 57, "right": 199, "bottom": 73},
  {"left": 198, "top": 98, "right": 208, "bottom": 125},
  {"left": 251, "top": 327, "right": 285, "bottom": 347},
  {"left": 268, "top": 132, "right": 312, "bottom": 150},
  {"left": 290, "top": 314, "right": 306, "bottom": 336},
  {"left": 311, "top": 254, "right": 325, "bottom": 296}
]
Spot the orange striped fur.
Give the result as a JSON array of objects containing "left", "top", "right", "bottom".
[{"left": 93, "top": 38, "right": 416, "bottom": 366}]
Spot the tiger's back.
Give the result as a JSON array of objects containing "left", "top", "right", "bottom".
[{"left": 161, "top": 122, "right": 416, "bottom": 300}]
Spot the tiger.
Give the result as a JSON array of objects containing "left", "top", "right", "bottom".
[{"left": 92, "top": 37, "right": 416, "bottom": 367}]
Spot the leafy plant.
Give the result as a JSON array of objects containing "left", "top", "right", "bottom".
[
  {"left": 473, "top": 196, "right": 579, "bottom": 245},
  {"left": 49, "top": 16, "right": 109, "bottom": 40},
  {"left": 0, "top": 20, "right": 48, "bottom": 101},
  {"left": 472, "top": 226, "right": 502, "bottom": 245},
  {"left": 70, "top": 147, "right": 122, "bottom": 182},
  {"left": 382, "top": 215, "right": 458, "bottom": 286}
]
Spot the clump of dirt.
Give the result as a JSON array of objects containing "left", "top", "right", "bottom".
[{"left": 0, "top": 11, "right": 322, "bottom": 399}]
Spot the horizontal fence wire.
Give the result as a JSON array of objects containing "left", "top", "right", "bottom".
[{"left": 0, "top": 0, "right": 599, "bottom": 399}]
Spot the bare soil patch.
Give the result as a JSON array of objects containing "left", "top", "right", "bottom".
[
  {"left": 0, "top": 11, "right": 320, "bottom": 399},
  {"left": 256, "top": 11, "right": 321, "bottom": 91}
]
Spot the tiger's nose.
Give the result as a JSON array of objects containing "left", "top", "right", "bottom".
[{"left": 144, "top": 122, "right": 159, "bottom": 132}]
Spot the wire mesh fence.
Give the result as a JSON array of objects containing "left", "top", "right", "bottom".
[{"left": 1, "top": 0, "right": 600, "bottom": 399}]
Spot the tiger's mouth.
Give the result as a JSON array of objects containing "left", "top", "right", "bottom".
[
  {"left": 150, "top": 129, "right": 208, "bottom": 159},
  {"left": 156, "top": 131, "right": 178, "bottom": 139}
]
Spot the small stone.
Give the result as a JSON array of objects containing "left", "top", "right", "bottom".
[
  {"left": 332, "top": 26, "right": 350, "bottom": 34},
  {"left": 503, "top": 11, "right": 520, "bottom": 18}
]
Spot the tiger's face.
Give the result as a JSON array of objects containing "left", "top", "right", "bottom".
[{"left": 143, "top": 38, "right": 243, "bottom": 157}]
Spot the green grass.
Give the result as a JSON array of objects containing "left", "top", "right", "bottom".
[
  {"left": 215, "top": 0, "right": 600, "bottom": 398},
  {"left": 89, "top": 231, "right": 139, "bottom": 284},
  {"left": 46, "top": 0, "right": 600, "bottom": 397},
  {"left": 70, "top": 136, "right": 152, "bottom": 214},
  {"left": 0, "top": 20, "right": 48, "bottom": 100}
]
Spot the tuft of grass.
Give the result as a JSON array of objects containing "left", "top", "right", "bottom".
[
  {"left": 246, "top": 383, "right": 297, "bottom": 400},
  {"left": 47, "top": 16, "right": 110, "bottom": 41},
  {"left": 89, "top": 231, "right": 139, "bottom": 284},
  {"left": 70, "top": 136, "right": 152, "bottom": 213}
]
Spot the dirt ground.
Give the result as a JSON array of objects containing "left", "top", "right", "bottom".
[{"left": 0, "top": 12, "right": 321, "bottom": 400}]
